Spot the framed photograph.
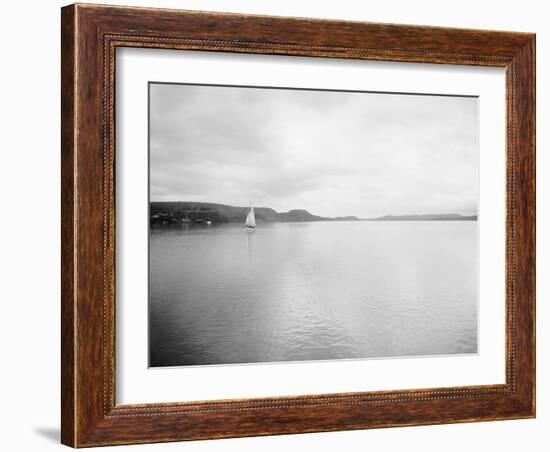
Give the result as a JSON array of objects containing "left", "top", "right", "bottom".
[{"left": 61, "top": 3, "right": 535, "bottom": 447}]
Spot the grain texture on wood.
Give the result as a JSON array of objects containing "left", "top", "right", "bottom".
[
  {"left": 61, "top": 3, "right": 536, "bottom": 447},
  {"left": 61, "top": 4, "right": 76, "bottom": 447}
]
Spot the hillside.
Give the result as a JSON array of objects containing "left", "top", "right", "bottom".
[{"left": 150, "top": 202, "right": 359, "bottom": 224}]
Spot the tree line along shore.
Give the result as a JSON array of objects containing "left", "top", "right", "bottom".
[{"left": 150, "top": 202, "right": 477, "bottom": 225}]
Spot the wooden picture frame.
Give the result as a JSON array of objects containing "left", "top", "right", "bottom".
[{"left": 61, "top": 3, "right": 535, "bottom": 447}]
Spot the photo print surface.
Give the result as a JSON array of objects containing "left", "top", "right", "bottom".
[{"left": 148, "top": 82, "right": 478, "bottom": 367}]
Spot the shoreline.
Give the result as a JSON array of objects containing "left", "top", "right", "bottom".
[{"left": 150, "top": 218, "right": 478, "bottom": 228}]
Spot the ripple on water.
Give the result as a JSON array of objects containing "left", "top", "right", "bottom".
[{"left": 149, "top": 221, "right": 478, "bottom": 367}]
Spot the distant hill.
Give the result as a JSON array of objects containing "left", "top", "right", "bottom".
[
  {"left": 150, "top": 202, "right": 477, "bottom": 224},
  {"left": 366, "top": 213, "right": 477, "bottom": 221},
  {"left": 276, "top": 209, "right": 328, "bottom": 222},
  {"left": 150, "top": 202, "right": 359, "bottom": 224}
]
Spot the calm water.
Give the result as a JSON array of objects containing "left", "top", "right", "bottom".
[{"left": 149, "top": 221, "right": 477, "bottom": 367}]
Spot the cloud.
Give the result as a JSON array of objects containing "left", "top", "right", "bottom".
[{"left": 149, "top": 83, "right": 477, "bottom": 218}]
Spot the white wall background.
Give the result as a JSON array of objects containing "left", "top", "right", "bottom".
[{"left": 0, "top": 1, "right": 545, "bottom": 450}]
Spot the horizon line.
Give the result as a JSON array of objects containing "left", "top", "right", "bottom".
[{"left": 149, "top": 200, "right": 477, "bottom": 219}]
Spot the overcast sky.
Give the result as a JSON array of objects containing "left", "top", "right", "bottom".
[{"left": 149, "top": 83, "right": 477, "bottom": 218}]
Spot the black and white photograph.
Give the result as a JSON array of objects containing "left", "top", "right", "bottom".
[
  {"left": 1, "top": 0, "right": 542, "bottom": 449},
  {"left": 148, "top": 82, "right": 478, "bottom": 368}
]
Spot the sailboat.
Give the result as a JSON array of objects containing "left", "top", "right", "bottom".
[{"left": 245, "top": 202, "right": 256, "bottom": 231}]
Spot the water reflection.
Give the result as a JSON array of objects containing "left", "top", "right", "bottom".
[
  {"left": 149, "top": 221, "right": 477, "bottom": 367},
  {"left": 246, "top": 230, "right": 256, "bottom": 265}
]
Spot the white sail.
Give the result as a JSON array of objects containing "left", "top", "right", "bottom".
[{"left": 245, "top": 204, "right": 256, "bottom": 228}]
